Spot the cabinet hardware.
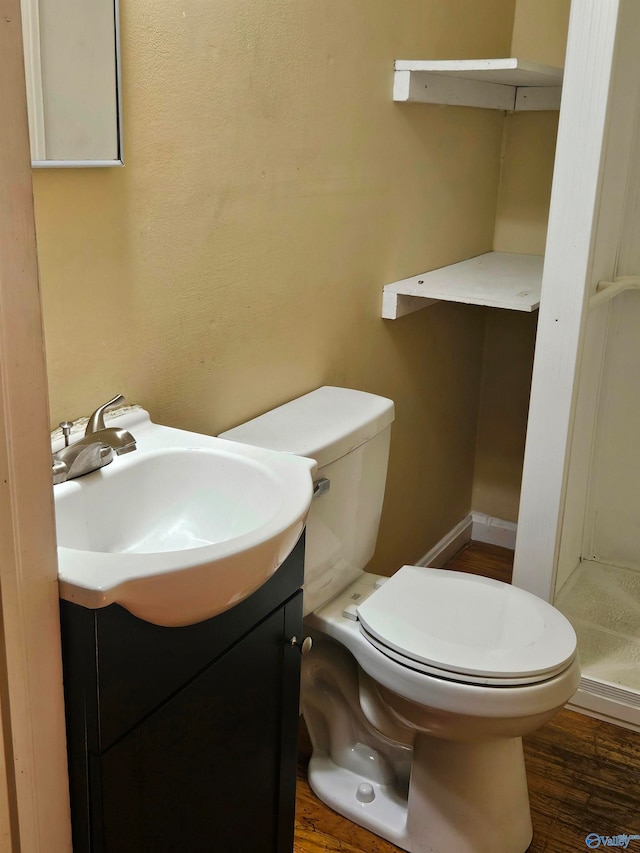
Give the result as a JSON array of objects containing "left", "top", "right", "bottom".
[{"left": 289, "top": 635, "right": 313, "bottom": 655}]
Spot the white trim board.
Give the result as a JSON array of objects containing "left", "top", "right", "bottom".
[
  {"left": 416, "top": 515, "right": 473, "bottom": 568},
  {"left": 416, "top": 513, "right": 516, "bottom": 568},
  {"left": 0, "top": 3, "right": 72, "bottom": 846},
  {"left": 471, "top": 512, "right": 518, "bottom": 550}
]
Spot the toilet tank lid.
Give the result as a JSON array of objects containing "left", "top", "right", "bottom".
[{"left": 219, "top": 386, "right": 395, "bottom": 468}]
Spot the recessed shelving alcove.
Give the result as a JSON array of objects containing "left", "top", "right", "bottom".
[{"left": 383, "top": 57, "right": 562, "bottom": 319}]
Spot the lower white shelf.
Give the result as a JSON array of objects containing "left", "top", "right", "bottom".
[{"left": 382, "top": 252, "right": 543, "bottom": 319}]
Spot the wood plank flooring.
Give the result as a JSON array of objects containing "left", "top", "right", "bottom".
[
  {"left": 294, "top": 542, "right": 640, "bottom": 853},
  {"left": 445, "top": 539, "right": 514, "bottom": 584}
]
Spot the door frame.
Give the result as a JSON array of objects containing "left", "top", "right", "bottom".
[{"left": 0, "top": 1, "right": 72, "bottom": 849}]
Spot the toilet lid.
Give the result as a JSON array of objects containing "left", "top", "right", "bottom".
[{"left": 356, "top": 566, "right": 577, "bottom": 686}]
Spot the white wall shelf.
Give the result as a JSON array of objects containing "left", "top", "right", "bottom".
[
  {"left": 394, "top": 59, "right": 563, "bottom": 111},
  {"left": 382, "top": 252, "right": 543, "bottom": 319}
]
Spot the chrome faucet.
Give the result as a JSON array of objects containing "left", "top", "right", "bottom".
[
  {"left": 52, "top": 441, "right": 113, "bottom": 485},
  {"left": 52, "top": 394, "right": 137, "bottom": 484},
  {"left": 83, "top": 394, "right": 137, "bottom": 455}
]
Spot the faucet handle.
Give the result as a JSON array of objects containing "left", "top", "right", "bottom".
[{"left": 86, "top": 394, "right": 125, "bottom": 435}]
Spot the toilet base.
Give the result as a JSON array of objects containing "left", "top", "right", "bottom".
[
  {"left": 308, "top": 751, "right": 409, "bottom": 848},
  {"left": 308, "top": 734, "right": 533, "bottom": 853}
]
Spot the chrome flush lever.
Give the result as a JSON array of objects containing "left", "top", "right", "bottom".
[{"left": 313, "top": 477, "right": 330, "bottom": 498}]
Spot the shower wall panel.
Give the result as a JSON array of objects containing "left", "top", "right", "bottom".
[{"left": 583, "top": 109, "right": 640, "bottom": 573}]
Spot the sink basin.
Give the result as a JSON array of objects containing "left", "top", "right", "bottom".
[{"left": 54, "top": 408, "right": 315, "bottom": 626}]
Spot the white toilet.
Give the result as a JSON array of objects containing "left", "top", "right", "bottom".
[{"left": 220, "top": 386, "right": 580, "bottom": 853}]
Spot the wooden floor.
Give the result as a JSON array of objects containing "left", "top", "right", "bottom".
[{"left": 294, "top": 542, "right": 640, "bottom": 853}]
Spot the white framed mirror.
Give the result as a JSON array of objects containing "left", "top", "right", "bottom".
[{"left": 20, "top": 0, "right": 123, "bottom": 167}]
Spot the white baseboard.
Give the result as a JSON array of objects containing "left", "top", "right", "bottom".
[
  {"left": 416, "top": 514, "right": 473, "bottom": 568},
  {"left": 416, "top": 512, "right": 517, "bottom": 568},
  {"left": 471, "top": 512, "right": 517, "bottom": 550}
]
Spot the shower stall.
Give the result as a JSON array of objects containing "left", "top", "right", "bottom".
[
  {"left": 554, "top": 279, "right": 640, "bottom": 726},
  {"left": 514, "top": 0, "right": 640, "bottom": 731}
]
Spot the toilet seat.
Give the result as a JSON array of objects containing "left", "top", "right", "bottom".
[{"left": 356, "top": 565, "right": 577, "bottom": 687}]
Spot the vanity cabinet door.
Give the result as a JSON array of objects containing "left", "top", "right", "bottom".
[
  {"left": 61, "top": 536, "right": 305, "bottom": 853},
  {"left": 95, "top": 592, "right": 302, "bottom": 853}
]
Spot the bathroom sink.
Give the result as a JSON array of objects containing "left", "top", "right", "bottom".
[{"left": 54, "top": 408, "right": 315, "bottom": 626}]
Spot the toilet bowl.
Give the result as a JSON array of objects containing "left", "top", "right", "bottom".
[
  {"left": 303, "top": 568, "right": 579, "bottom": 853},
  {"left": 220, "top": 386, "right": 580, "bottom": 853}
]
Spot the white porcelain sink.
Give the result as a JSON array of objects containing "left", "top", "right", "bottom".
[{"left": 54, "top": 408, "right": 315, "bottom": 626}]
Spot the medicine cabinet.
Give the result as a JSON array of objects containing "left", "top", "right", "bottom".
[{"left": 20, "top": 0, "right": 123, "bottom": 167}]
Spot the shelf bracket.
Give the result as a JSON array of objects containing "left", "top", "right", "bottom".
[{"left": 382, "top": 291, "right": 438, "bottom": 320}]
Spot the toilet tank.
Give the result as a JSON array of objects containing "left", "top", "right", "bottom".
[{"left": 219, "top": 387, "right": 395, "bottom": 614}]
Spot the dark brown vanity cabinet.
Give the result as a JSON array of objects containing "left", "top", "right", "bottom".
[{"left": 60, "top": 537, "right": 304, "bottom": 853}]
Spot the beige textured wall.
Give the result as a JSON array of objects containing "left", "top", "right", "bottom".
[
  {"left": 494, "top": 0, "right": 570, "bottom": 254},
  {"left": 493, "top": 111, "right": 559, "bottom": 256},
  {"left": 511, "top": 0, "right": 571, "bottom": 68},
  {"left": 471, "top": 0, "right": 570, "bottom": 523},
  {"left": 34, "top": 0, "right": 515, "bottom": 572},
  {"left": 471, "top": 310, "right": 537, "bottom": 522}
]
